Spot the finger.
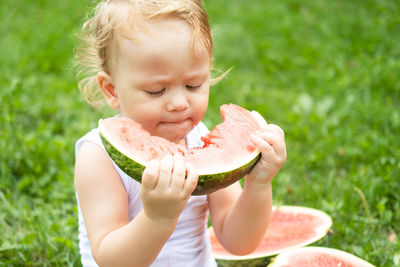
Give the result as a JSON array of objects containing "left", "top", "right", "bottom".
[
  {"left": 250, "top": 133, "right": 275, "bottom": 157},
  {"left": 171, "top": 154, "right": 186, "bottom": 190},
  {"left": 258, "top": 131, "right": 286, "bottom": 159},
  {"left": 142, "top": 159, "right": 160, "bottom": 190},
  {"left": 265, "top": 124, "right": 285, "bottom": 137},
  {"left": 157, "top": 154, "right": 174, "bottom": 189},
  {"left": 182, "top": 163, "right": 198, "bottom": 195}
]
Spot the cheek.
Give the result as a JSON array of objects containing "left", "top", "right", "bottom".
[
  {"left": 193, "top": 90, "right": 209, "bottom": 119},
  {"left": 120, "top": 98, "right": 162, "bottom": 125},
  {"left": 200, "top": 94, "right": 209, "bottom": 111},
  {"left": 133, "top": 103, "right": 161, "bottom": 121},
  {"left": 200, "top": 86, "right": 210, "bottom": 107}
]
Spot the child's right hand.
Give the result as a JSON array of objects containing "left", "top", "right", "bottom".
[{"left": 140, "top": 154, "right": 198, "bottom": 223}]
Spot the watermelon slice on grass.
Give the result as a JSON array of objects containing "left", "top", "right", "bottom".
[
  {"left": 268, "top": 246, "right": 376, "bottom": 267},
  {"left": 99, "top": 104, "right": 267, "bottom": 195},
  {"left": 209, "top": 206, "right": 333, "bottom": 266}
]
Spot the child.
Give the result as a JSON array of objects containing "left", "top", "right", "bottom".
[{"left": 74, "top": 0, "right": 286, "bottom": 266}]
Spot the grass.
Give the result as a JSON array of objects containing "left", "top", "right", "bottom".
[{"left": 1, "top": 0, "right": 399, "bottom": 266}]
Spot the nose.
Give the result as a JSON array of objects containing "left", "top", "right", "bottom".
[{"left": 166, "top": 89, "right": 189, "bottom": 112}]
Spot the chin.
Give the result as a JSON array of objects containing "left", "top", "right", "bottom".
[
  {"left": 161, "top": 130, "right": 188, "bottom": 144},
  {"left": 167, "top": 135, "right": 186, "bottom": 144},
  {"left": 157, "top": 125, "right": 194, "bottom": 144}
]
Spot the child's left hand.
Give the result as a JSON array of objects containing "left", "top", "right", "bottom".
[{"left": 247, "top": 124, "right": 286, "bottom": 185}]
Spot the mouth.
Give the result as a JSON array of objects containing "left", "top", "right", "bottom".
[
  {"left": 156, "top": 118, "right": 194, "bottom": 143},
  {"left": 161, "top": 118, "right": 192, "bottom": 127}
]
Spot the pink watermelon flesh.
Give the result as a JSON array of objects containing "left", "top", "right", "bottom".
[
  {"left": 279, "top": 252, "right": 354, "bottom": 267},
  {"left": 101, "top": 104, "right": 260, "bottom": 173},
  {"left": 270, "top": 247, "right": 375, "bottom": 267},
  {"left": 210, "top": 210, "right": 325, "bottom": 254},
  {"left": 209, "top": 206, "right": 332, "bottom": 259}
]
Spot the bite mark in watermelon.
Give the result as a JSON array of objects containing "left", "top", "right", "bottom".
[
  {"left": 209, "top": 206, "right": 333, "bottom": 263},
  {"left": 268, "top": 246, "right": 375, "bottom": 267},
  {"left": 98, "top": 104, "right": 267, "bottom": 195}
]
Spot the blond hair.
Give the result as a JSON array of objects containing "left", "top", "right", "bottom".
[{"left": 74, "top": 0, "right": 214, "bottom": 107}]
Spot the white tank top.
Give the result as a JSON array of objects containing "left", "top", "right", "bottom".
[{"left": 75, "top": 121, "right": 217, "bottom": 267}]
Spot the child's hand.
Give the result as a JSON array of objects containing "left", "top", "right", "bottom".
[
  {"left": 140, "top": 154, "right": 198, "bottom": 223},
  {"left": 247, "top": 124, "right": 286, "bottom": 185}
]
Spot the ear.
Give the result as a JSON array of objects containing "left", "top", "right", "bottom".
[{"left": 97, "top": 71, "right": 120, "bottom": 109}]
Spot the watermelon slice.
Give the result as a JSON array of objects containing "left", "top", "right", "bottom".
[
  {"left": 209, "top": 206, "right": 332, "bottom": 265},
  {"left": 98, "top": 104, "right": 267, "bottom": 195},
  {"left": 268, "top": 246, "right": 376, "bottom": 267}
]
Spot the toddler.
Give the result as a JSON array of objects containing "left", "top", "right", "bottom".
[{"left": 74, "top": 0, "right": 286, "bottom": 266}]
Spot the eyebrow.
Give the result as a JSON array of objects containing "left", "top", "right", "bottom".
[
  {"left": 183, "top": 71, "right": 209, "bottom": 81},
  {"left": 142, "top": 69, "right": 209, "bottom": 84}
]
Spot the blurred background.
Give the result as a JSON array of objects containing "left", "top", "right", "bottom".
[{"left": 0, "top": 0, "right": 399, "bottom": 265}]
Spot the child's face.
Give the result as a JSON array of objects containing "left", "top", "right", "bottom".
[{"left": 101, "top": 19, "right": 211, "bottom": 144}]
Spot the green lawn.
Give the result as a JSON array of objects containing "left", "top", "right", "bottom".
[{"left": 1, "top": 0, "right": 399, "bottom": 266}]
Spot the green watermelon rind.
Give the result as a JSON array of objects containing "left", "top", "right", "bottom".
[
  {"left": 99, "top": 132, "right": 260, "bottom": 195},
  {"left": 100, "top": 132, "right": 146, "bottom": 181},
  {"left": 193, "top": 153, "right": 260, "bottom": 195}
]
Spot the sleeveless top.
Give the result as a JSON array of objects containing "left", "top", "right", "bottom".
[{"left": 75, "top": 121, "right": 217, "bottom": 267}]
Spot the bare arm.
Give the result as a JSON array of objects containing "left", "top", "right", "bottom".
[
  {"left": 74, "top": 142, "right": 197, "bottom": 267},
  {"left": 208, "top": 124, "right": 286, "bottom": 255},
  {"left": 208, "top": 180, "right": 272, "bottom": 255}
]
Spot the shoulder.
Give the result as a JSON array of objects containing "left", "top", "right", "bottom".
[
  {"left": 75, "top": 128, "right": 103, "bottom": 157},
  {"left": 74, "top": 141, "right": 121, "bottom": 191},
  {"left": 74, "top": 125, "right": 126, "bottom": 199}
]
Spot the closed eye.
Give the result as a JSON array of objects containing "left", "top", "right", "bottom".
[
  {"left": 186, "top": 84, "right": 201, "bottom": 90},
  {"left": 146, "top": 88, "right": 165, "bottom": 96}
]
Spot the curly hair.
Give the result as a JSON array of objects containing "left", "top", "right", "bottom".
[{"left": 74, "top": 0, "right": 213, "bottom": 107}]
